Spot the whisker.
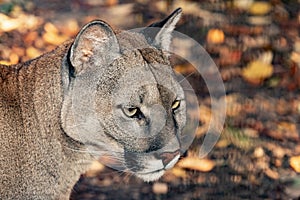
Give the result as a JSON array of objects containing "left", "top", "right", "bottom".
[
  {"left": 75, "top": 159, "right": 91, "bottom": 165},
  {"left": 65, "top": 123, "right": 85, "bottom": 129},
  {"left": 122, "top": 171, "right": 134, "bottom": 182},
  {"left": 182, "top": 88, "right": 195, "bottom": 91},
  {"left": 179, "top": 71, "right": 195, "bottom": 83},
  {"left": 63, "top": 145, "right": 88, "bottom": 153}
]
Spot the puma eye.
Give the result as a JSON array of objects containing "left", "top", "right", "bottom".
[
  {"left": 172, "top": 100, "right": 181, "bottom": 110},
  {"left": 122, "top": 107, "right": 138, "bottom": 118}
]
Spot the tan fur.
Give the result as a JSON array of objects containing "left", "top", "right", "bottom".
[
  {"left": 0, "top": 8, "right": 185, "bottom": 199},
  {"left": 0, "top": 41, "right": 94, "bottom": 199}
]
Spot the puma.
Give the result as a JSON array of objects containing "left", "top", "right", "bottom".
[{"left": 0, "top": 8, "right": 187, "bottom": 199}]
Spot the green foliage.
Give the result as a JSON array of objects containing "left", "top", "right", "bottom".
[
  {"left": 0, "top": 3, "right": 14, "bottom": 14},
  {"left": 223, "top": 125, "right": 255, "bottom": 151}
]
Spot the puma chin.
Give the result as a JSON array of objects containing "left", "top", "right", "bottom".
[
  {"left": 61, "top": 7, "right": 186, "bottom": 183},
  {"left": 135, "top": 154, "right": 181, "bottom": 182},
  {"left": 136, "top": 170, "right": 166, "bottom": 182}
]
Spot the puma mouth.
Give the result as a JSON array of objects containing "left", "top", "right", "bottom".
[
  {"left": 164, "top": 154, "right": 180, "bottom": 170},
  {"left": 134, "top": 153, "right": 181, "bottom": 182},
  {"left": 135, "top": 169, "right": 165, "bottom": 182}
]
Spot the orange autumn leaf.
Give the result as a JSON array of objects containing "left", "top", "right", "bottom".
[
  {"left": 206, "top": 29, "right": 225, "bottom": 44},
  {"left": 24, "top": 31, "right": 39, "bottom": 45},
  {"left": 44, "top": 22, "right": 59, "bottom": 34},
  {"left": 177, "top": 157, "right": 215, "bottom": 172},
  {"left": 171, "top": 167, "right": 187, "bottom": 178},
  {"left": 42, "top": 31, "right": 69, "bottom": 46},
  {"left": 26, "top": 47, "right": 42, "bottom": 59},
  {"left": 9, "top": 52, "right": 19, "bottom": 64},
  {"left": 43, "top": 22, "right": 69, "bottom": 45},
  {"left": 290, "top": 155, "right": 300, "bottom": 173}
]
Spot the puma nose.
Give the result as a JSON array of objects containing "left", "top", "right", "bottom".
[{"left": 158, "top": 150, "right": 181, "bottom": 170}]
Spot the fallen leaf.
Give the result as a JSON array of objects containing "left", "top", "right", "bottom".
[
  {"left": 9, "top": 52, "right": 19, "bottom": 64},
  {"left": 0, "top": 60, "right": 11, "bottom": 65},
  {"left": 152, "top": 182, "right": 168, "bottom": 194},
  {"left": 195, "top": 125, "right": 209, "bottom": 137},
  {"left": 247, "top": 16, "right": 272, "bottom": 25},
  {"left": 265, "top": 143, "right": 290, "bottom": 158},
  {"left": 219, "top": 49, "right": 242, "bottom": 66},
  {"left": 0, "top": 12, "right": 42, "bottom": 33},
  {"left": 12, "top": 46, "right": 25, "bottom": 58},
  {"left": 221, "top": 67, "right": 241, "bottom": 81},
  {"left": 274, "top": 159, "right": 282, "bottom": 167},
  {"left": 60, "top": 19, "right": 79, "bottom": 37},
  {"left": 198, "top": 104, "right": 211, "bottom": 125},
  {"left": 24, "top": 31, "right": 39, "bottom": 45},
  {"left": 233, "top": 0, "right": 253, "bottom": 10},
  {"left": 225, "top": 94, "right": 243, "bottom": 117},
  {"left": 272, "top": 147, "right": 286, "bottom": 159},
  {"left": 215, "top": 139, "right": 230, "bottom": 148},
  {"left": 206, "top": 29, "right": 225, "bottom": 44},
  {"left": 34, "top": 38, "right": 46, "bottom": 49},
  {"left": 106, "top": 0, "right": 118, "bottom": 6},
  {"left": 173, "top": 63, "right": 196, "bottom": 75},
  {"left": 243, "top": 128, "right": 259, "bottom": 138},
  {"left": 277, "top": 122, "right": 299, "bottom": 141},
  {"left": 177, "top": 157, "right": 215, "bottom": 172},
  {"left": 0, "top": 13, "right": 21, "bottom": 32},
  {"left": 42, "top": 22, "right": 69, "bottom": 45},
  {"left": 263, "top": 121, "right": 299, "bottom": 142},
  {"left": 290, "top": 155, "right": 300, "bottom": 173},
  {"left": 26, "top": 47, "right": 42, "bottom": 59},
  {"left": 242, "top": 60, "right": 273, "bottom": 84},
  {"left": 264, "top": 168, "right": 279, "bottom": 179},
  {"left": 253, "top": 147, "right": 265, "bottom": 158},
  {"left": 42, "top": 31, "right": 69, "bottom": 46},
  {"left": 249, "top": 1, "right": 272, "bottom": 15},
  {"left": 295, "top": 145, "right": 300, "bottom": 155},
  {"left": 170, "top": 167, "right": 187, "bottom": 178},
  {"left": 291, "top": 51, "right": 300, "bottom": 65},
  {"left": 44, "top": 22, "right": 59, "bottom": 34}
]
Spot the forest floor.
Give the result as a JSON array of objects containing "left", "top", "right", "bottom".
[{"left": 1, "top": 0, "right": 300, "bottom": 199}]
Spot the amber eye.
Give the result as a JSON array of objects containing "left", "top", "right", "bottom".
[
  {"left": 171, "top": 100, "right": 181, "bottom": 110},
  {"left": 122, "top": 107, "right": 138, "bottom": 118}
]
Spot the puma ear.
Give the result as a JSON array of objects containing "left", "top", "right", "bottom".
[
  {"left": 143, "top": 8, "right": 182, "bottom": 51},
  {"left": 69, "top": 20, "right": 120, "bottom": 75}
]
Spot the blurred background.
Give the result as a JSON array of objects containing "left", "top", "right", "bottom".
[{"left": 0, "top": 0, "right": 300, "bottom": 199}]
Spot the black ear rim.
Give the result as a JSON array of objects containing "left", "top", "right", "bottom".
[
  {"left": 148, "top": 8, "right": 182, "bottom": 28},
  {"left": 141, "top": 8, "right": 182, "bottom": 47},
  {"left": 66, "top": 46, "right": 76, "bottom": 78}
]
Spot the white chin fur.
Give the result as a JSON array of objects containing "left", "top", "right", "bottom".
[{"left": 135, "top": 170, "right": 165, "bottom": 182}]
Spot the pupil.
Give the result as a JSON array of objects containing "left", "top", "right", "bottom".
[{"left": 129, "top": 108, "right": 136, "bottom": 113}]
